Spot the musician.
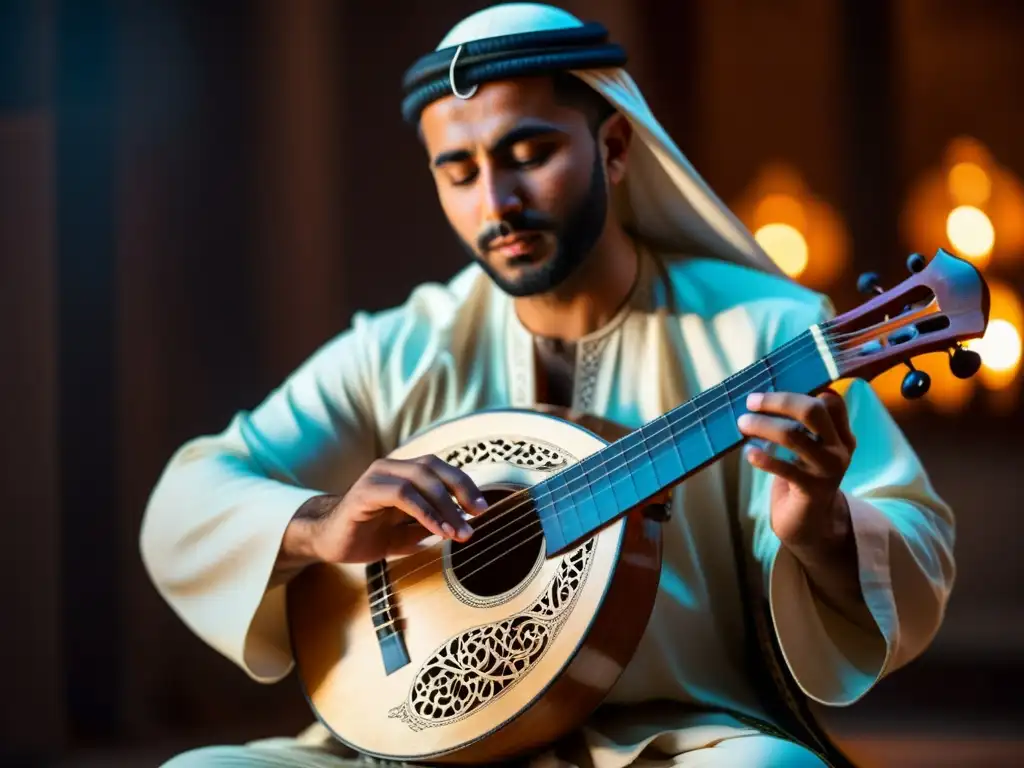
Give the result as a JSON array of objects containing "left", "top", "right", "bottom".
[{"left": 143, "top": 4, "right": 955, "bottom": 766}]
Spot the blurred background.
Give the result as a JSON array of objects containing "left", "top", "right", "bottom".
[{"left": 2, "top": 0, "right": 1022, "bottom": 766}]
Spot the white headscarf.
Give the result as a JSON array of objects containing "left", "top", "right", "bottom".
[{"left": 436, "top": 2, "right": 785, "bottom": 277}]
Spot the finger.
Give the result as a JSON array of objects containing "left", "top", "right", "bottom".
[
  {"left": 364, "top": 474, "right": 453, "bottom": 541},
  {"left": 746, "top": 391, "right": 838, "bottom": 445},
  {"left": 737, "top": 413, "right": 841, "bottom": 477},
  {"left": 386, "top": 522, "right": 436, "bottom": 557},
  {"left": 744, "top": 444, "right": 816, "bottom": 485},
  {"left": 415, "top": 455, "right": 489, "bottom": 518},
  {"left": 381, "top": 460, "right": 475, "bottom": 540},
  {"left": 819, "top": 388, "right": 856, "bottom": 452}
]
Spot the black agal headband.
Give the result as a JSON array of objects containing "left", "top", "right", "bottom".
[{"left": 400, "top": 22, "right": 627, "bottom": 124}]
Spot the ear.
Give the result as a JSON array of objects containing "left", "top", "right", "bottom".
[{"left": 598, "top": 112, "right": 632, "bottom": 186}]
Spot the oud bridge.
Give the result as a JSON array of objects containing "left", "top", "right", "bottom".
[{"left": 367, "top": 559, "right": 410, "bottom": 674}]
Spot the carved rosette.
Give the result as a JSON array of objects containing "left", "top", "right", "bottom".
[
  {"left": 388, "top": 538, "right": 595, "bottom": 731},
  {"left": 440, "top": 436, "right": 569, "bottom": 472}
]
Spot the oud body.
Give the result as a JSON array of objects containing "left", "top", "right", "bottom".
[
  {"left": 287, "top": 409, "right": 664, "bottom": 764},
  {"left": 287, "top": 249, "right": 990, "bottom": 766}
]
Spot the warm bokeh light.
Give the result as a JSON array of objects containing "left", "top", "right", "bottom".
[
  {"left": 955, "top": 278, "right": 1024, "bottom": 413},
  {"left": 970, "top": 319, "right": 1022, "bottom": 372},
  {"left": 754, "top": 193, "right": 808, "bottom": 232},
  {"left": 947, "top": 161, "right": 992, "bottom": 206},
  {"left": 754, "top": 222, "right": 809, "bottom": 278},
  {"left": 945, "top": 205, "right": 995, "bottom": 266},
  {"left": 734, "top": 163, "right": 849, "bottom": 290},
  {"left": 964, "top": 278, "right": 1023, "bottom": 389},
  {"left": 902, "top": 136, "right": 1024, "bottom": 270}
]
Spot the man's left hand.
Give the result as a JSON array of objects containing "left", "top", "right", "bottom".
[{"left": 736, "top": 389, "right": 856, "bottom": 556}]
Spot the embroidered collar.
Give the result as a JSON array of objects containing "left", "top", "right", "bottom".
[{"left": 501, "top": 242, "right": 659, "bottom": 410}]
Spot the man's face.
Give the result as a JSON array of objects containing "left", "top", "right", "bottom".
[{"left": 419, "top": 77, "right": 612, "bottom": 297}]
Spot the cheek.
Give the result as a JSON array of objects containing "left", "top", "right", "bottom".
[
  {"left": 436, "top": 188, "right": 476, "bottom": 240},
  {"left": 525, "top": 151, "right": 594, "bottom": 213}
]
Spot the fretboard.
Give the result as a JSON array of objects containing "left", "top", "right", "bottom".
[{"left": 535, "top": 328, "right": 837, "bottom": 556}]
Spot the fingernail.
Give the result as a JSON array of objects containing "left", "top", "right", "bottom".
[
  {"left": 746, "top": 393, "right": 763, "bottom": 410},
  {"left": 737, "top": 414, "right": 753, "bottom": 430},
  {"left": 441, "top": 522, "right": 455, "bottom": 538},
  {"left": 459, "top": 522, "right": 474, "bottom": 538},
  {"left": 474, "top": 496, "right": 488, "bottom": 511}
]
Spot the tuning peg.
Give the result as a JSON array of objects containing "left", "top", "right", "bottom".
[
  {"left": 901, "top": 361, "right": 931, "bottom": 399},
  {"left": 857, "top": 272, "right": 884, "bottom": 296},
  {"left": 907, "top": 252, "right": 927, "bottom": 274},
  {"left": 949, "top": 344, "right": 982, "bottom": 379}
]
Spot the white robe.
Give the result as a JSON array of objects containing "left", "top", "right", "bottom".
[{"left": 140, "top": 245, "right": 955, "bottom": 767}]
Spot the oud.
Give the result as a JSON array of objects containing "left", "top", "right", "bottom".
[{"left": 286, "top": 249, "right": 989, "bottom": 764}]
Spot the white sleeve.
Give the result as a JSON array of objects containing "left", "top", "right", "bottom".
[{"left": 139, "top": 313, "right": 382, "bottom": 683}]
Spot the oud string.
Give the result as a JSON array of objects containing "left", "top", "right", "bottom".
[
  {"left": 362, "top": 314, "right": 927, "bottom": 618},
  {"left": 361, "top": 307, "right": 969, "bottom": 619}
]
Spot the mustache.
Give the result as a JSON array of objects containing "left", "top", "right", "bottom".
[{"left": 476, "top": 211, "right": 556, "bottom": 252}]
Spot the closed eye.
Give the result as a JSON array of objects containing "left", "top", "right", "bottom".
[
  {"left": 510, "top": 144, "right": 557, "bottom": 169},
  {"left": 450, "top": 170, "right": 478, "bottom": 187}
]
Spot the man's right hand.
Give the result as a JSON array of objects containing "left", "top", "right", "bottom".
[{"left": 280, "top": 455, "right": 489, "bottom": 568}]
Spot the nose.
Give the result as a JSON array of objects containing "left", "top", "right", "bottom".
[{"left": 478, "top": 165, "right": 523, "bottom": 225}]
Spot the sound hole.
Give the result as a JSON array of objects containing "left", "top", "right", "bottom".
[{"left": 448, "top": 487, "right": 543, "bottom": 598}]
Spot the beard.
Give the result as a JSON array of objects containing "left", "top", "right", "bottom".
[{"left": 458, "top": 147, "right": 609, "bottom": 298}]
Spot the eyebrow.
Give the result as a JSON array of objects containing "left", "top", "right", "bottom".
[{"left": 431, "top": 124, "right": 567, "bottom": 169}]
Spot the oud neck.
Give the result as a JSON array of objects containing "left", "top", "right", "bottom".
[{"left": 535, "top": 325, "right": 840, "bottom": 556}]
